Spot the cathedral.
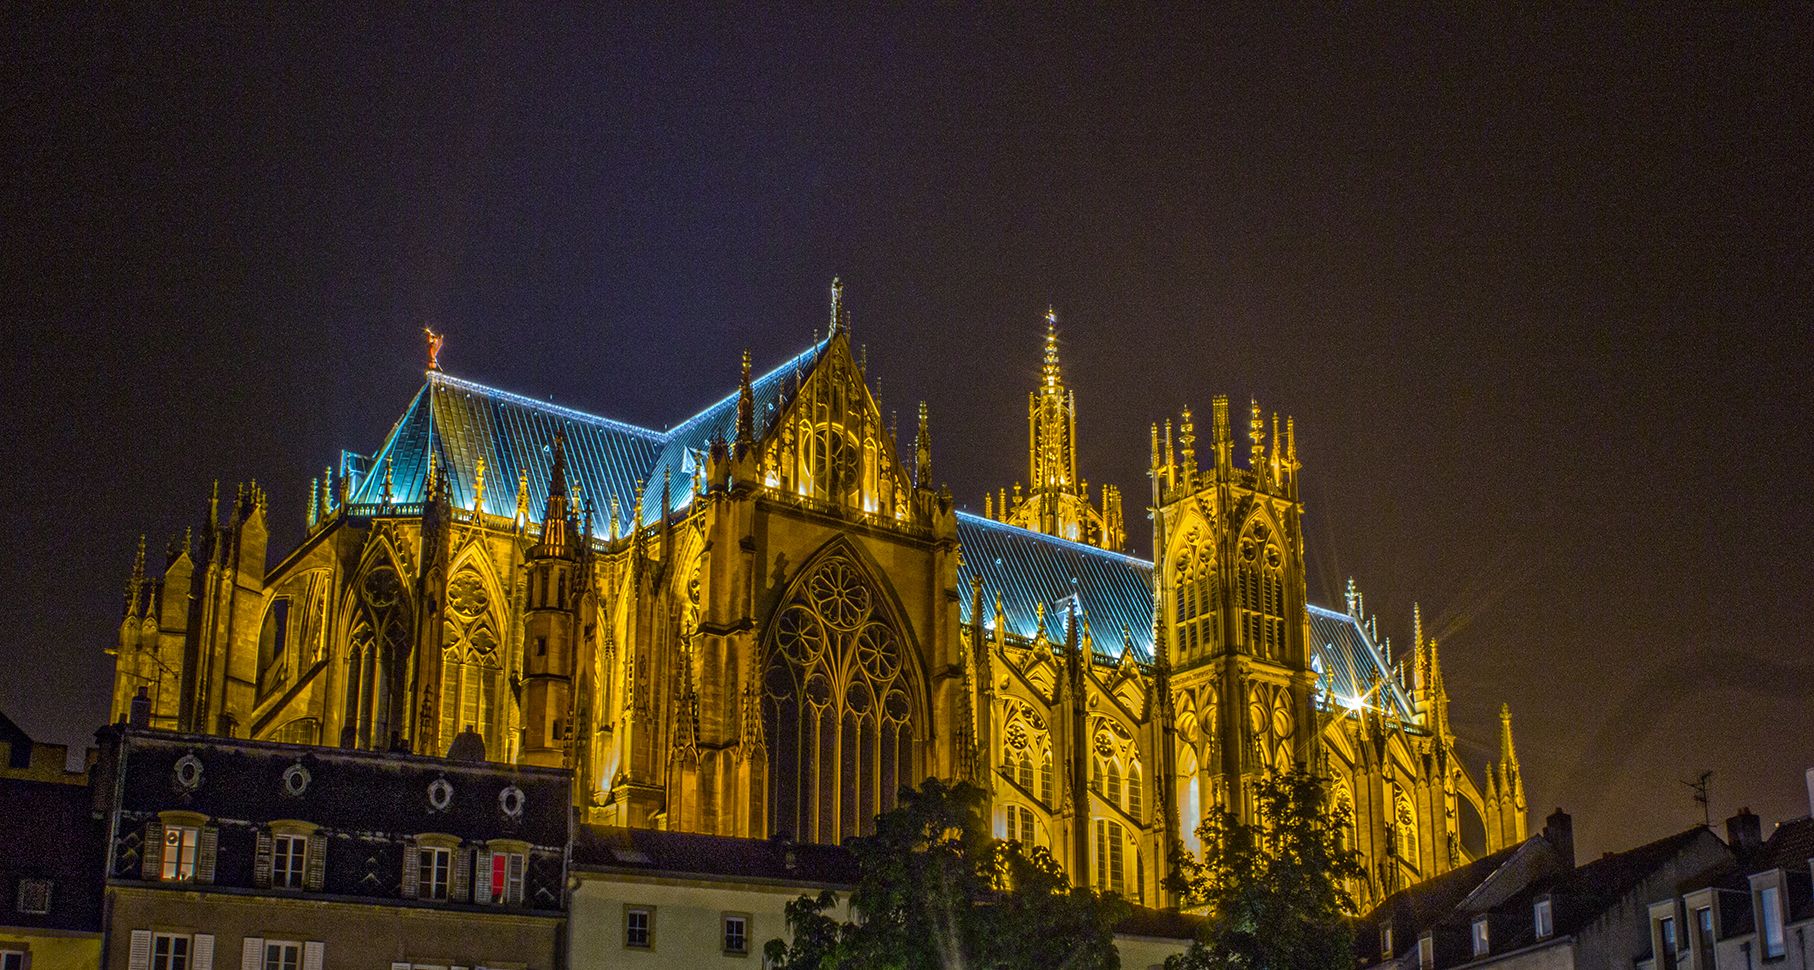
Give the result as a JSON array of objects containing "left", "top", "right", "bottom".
[{"left": 107, "top": 280, "right": 1527, "bottom": 909}]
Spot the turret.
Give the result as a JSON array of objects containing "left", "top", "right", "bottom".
[{"left": 521, "top": 431, "right": 581, "bottom": 766}]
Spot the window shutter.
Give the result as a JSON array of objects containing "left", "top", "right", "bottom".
[
  {"left": 304, "top": 833, "right": 327, "bottom": 891},
  {"left": 506, "top": 853, "right": 525, "bottom": 906},
  {"left": 142, "top": 821, "right": 165, "bottom": 881},
  {"left": 197, "top": 825, "right": 220, "bottom": 884},
  {"left": 390, "top": 962, "right": 411, "bottom": 970},
  {"left": 399, "top": 839, "right": 418, "bottom": 899},
  {"left": 451, "top": 846, "right": 472, "bottom": 902},
  {"left": 253, "top": 831, "right": 274, "bottom": 888},
  {"left": 474, "top": 850, "right": 493, "bottom": 905},
  {"left": 301, "top": 942, "right": 323, "bottom": 970},
  {"left": 193, "top": 933, "right": 216, "bottom": 970},
  {"left": 129, "top": 930, "right": 153, "bottom": 970},
  {"left": 241, "top": 937, "right": 264, "bottom": 970}
]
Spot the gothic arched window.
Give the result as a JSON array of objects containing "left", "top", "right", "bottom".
[
  {"left": 1171, "top": 530, "right": 1217, "bottom": 660},
  {"left": 438, "top": 566, "right": 502, "bottom": 756},
  {"left": 764, "top": 554, "right": 919, "bottom": 844},
  {"left": 342, "top": 565, "right": 409, "bottom": 750},
  {"left": 1396, "top": 792, "right": 1420, "bottom": 866},
  {"left": 1236, "top": 522, "right": 1286, "bottom": 659}
]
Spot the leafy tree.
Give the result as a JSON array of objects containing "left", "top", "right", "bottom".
[
  {"left": 1164, "top": 771, "right": 1363, "bottom": 970},
  {"left": 765, "top": 778, "right": 1128, "bottom": 970}
]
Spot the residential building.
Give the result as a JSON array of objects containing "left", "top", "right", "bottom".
[
  {"left": 94, "top": 726, "right": 569, "bottom": 970},
  {"left": 0, "top": 712, "right": 104, "bottom": 970}
]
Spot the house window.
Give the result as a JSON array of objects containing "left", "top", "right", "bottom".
[
  {"left": 1534, "top": 898, "right": 1554, "bottom": 938},
  {"left": 1, "top": 950, "right": 23, "bottom": 970},
  {"left": 162, "top": 826, "right": 200, "bottom": 881},
  {"left": 263, "top": 942, "right": 300, "bottom": 970},
  {"left": 484, "top": 850, "right": 525, "bottom": 905},
  {"left": 272, "top": 835, "right": 306, "bottom": 889},
  {"left": 1659, "top": 916, "right": 1679, "bottom": 969},
  {"left": 417, "top": 846, "right": 452, "bottom": 900},
  {"left": 1472, "top": 916, "right": 1490, "bottom": 957},
  {"left": 152, "top": 934, "right": 190, "bottom": 970},
  {"left": 16, "top": 877, "right": 51, "bottom": 915},
  {"left": 722, "top": 913, "right": 749, "bottom": 956},
  {"left": 624, "top": 906, "right": 654, "bottom": 949},
  {"left": 1381, "top": 925, "right": 1394, "bottom": 959},
  {"left": 1417, "top": 935, "right": 1433, "bottom": 970},
  {"left": 1758, "top": 886, "right": 1783, "bottom": 959},
  {"left": 1694, "top": 906, "right": 1714, "bottom": 960}
]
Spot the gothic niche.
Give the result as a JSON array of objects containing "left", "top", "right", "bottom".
[
  {"left": 439, "top": 566, "right": 501, "bottom": 756},
  {"left": 341, "top": 564, "right": 411, "bottom": 750},
  {"left": 764, "top": 554, "right": 918, "bottom": 844}
]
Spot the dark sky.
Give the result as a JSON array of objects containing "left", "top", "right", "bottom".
[{"left": 4, "top": 6, "right": 1810, "bottom": 858}]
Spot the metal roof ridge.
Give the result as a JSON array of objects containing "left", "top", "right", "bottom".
[
  {"left": 954, "top": 510, "right": 1155, "bottom": 568},
  {"left": 665, "top": 337, "right": 829, "bottom": 435},
  {"left": 429, "top": 370, "right": 667, "bottom": 441}
]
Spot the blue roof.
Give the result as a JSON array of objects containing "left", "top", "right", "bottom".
[
  {"left": 956, "top": 513, "right": 1158, "bottom": 663},
  {"left": 1308, "top": 604, "right": 1416, "bottom": 721}
]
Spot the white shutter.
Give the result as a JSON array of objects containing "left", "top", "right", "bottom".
[
  {"left": 390, "top": 963, "right": 410, "bottom": 970},
  {"left": 193, "top": 933, "right": 216, "bottom": 970},
  {"left": 301, "top": 942, "right": 323, "bottom": 970},
  {"left": 241, "top": 937, "right": 264, "bottom": 970},
  {"left": 506, "top": 853, "right": 525, "bottom": 906},
  {"left": 474, "top": 851, "right": 493, "bottom": 904},
  {"left": 129, "top": 930, "right": 153, "bottom": 970}
]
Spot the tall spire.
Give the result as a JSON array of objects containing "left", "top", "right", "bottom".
[
  {"left": 1249, "top": 398, "right": 1264, "bottom": 470},
  {"left": 914, "top": 401, "right": 932, "bottom": 488},
  {"left": 1042, "top": 307, "right": 1062, "bottom": 389},
  {"left": 1498, "top": 703, "right": 1519, "bottom": 770},
  {"left": 125, "top": 535, "right": 147, "bottom": 616},
  {"left": 828, "top": 276, "right": 848, "bottom": 337}
]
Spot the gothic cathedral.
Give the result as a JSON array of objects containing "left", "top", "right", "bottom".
[{"left": 108, "top": 281, "right": 1527, "bottom": 909}]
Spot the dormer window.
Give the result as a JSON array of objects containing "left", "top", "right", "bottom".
[
  {"left": 1381, "top": 924, "right": 1394, "bottom": 959},
  {"left": 1471, "top": 916, "right": 1490, "bottom": 957},
  {"left": 1534, "top": 898, "right": 1554, "bottom": 939},
  {"left": 1758, "top": 885, "right": 1784, "bottom": 959},
  {"left": 1418, "top": 934, "right": 1434, "bottom": 970}
]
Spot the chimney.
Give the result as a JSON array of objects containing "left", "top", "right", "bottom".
[
  {"left": 1543, "top": 808, "right": 1575, "bottom": 869},
  {"left": 129, "top": 687, "right": 152, "bottom": 730},
  {"left": 1726, "top": 808, "right": 1762, "bottom": 858}
]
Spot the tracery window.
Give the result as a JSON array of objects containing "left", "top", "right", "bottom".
[
  {"left": 1396, "top": 792, "right": 1420, "bottom": 866},
  {"left": 1002, "top": 702, "right": 1053, "bottom": 808},
  {"left": 439, "top": 568, "right": 502, "bottom": 755},
  {"left": 1178, "top": 745, "right": 1202, "bottom": 854},
  {"left": 765, "top": 554, "right": 919, "bottom": 844},
  {"left": 1091, "top": 719, "right": 1143, "bottom": 821},
  {"left": 1236, "top": 522, "right": 1286, "bottom": 659},
  {"left": 1172, "top": 530, "right": 1218, "bottom": 659},
  {"left": 342, "top": 566, "right": 409, "bottom": 749}
]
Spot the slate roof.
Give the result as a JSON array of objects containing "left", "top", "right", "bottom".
[
  {"left": 0, "top": 778, "right": 104, "bottom": 933},
  {"left": 956, "top": 513, "right": 1159, "bottom": 662},
  {"left": 573, "top": 824, "right": 860, "bottom": 887},
  {"left": 1355, "top": 843, "right": 1523, "bottom": 964}
]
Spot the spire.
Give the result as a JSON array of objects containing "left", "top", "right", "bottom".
[
  {"left": 1212, "top": 394, "right": 1232, "bottom": 473},
  {"left": 1249, "top": 398, "right": 1264, "bottom": 470},
  {"left": 514, "top": 467, "right": 530, "bottom": 529},
  {"left": 1498, "top": 703, "right": 1519, "bottom": 770},
  {"left": 1178, "top": 406, "right": 1196, "bottom": 490},
  {"left": 1345, "top": 577, "right": 1358, "bottom": 615},
  {"left": 735, "top": 349, "right": 754, "bottom": 451},
  {"left": 1413, "top": 602, "right": 1424, "bottom": 650},
  {"left": 381, "top": 456, "right": 395, "bottom": 504},
  {"left": 471, "top": 456, "right": 487, "bottom": 516},
  {"left": 1042, "top": 307, "right": 1062, "bottom": 389},
  {"left": 828, "top": 276, "right": 848, "bottom": 337},
  {"left": 913, "top": 401, "right": 932, "bottom": 488},
  {"left": 539, "top": 431, "right": 571, "bottom": 555},
  {"left": 125, "top": 535, "right": 147, "bottom": 616}
]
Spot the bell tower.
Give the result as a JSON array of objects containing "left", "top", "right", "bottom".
[{"left": 1153, "top": 396, "right": 1314, "bottom": 831}]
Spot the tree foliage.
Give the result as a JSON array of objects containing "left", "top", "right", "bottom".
[
  {"left": 764, "top": 779, "right": 1128, "bottom": 970},
  {"left": 1164, "top": 771, "right": 1364, "bottom": 970}
]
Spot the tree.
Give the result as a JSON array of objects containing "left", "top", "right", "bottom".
[
  {"left": 764, "top": 779, "right": 1128, "bottom": 970},
  {"left": 1164, "top": 771, "right": 1364, "bottom": 970}
]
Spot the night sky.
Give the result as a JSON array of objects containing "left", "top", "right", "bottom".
[{"left": 5, "top": 7, "right": 1810, "bottom": 858}]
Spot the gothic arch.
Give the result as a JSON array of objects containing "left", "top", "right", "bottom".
[
  {"left": 762, "top": 537, "right": 927, "bottom": 844},
  {"left": 336, "top": 541, "right": 413, "bottom": 750},
  {"left": 438, "top": 548, "right": 507, "bottom": 755}
]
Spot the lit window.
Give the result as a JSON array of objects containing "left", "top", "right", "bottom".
[
  {"left": 263, "top": 942, "right": 300, "bottom": 970},
  {"left": 2, "top": 951, "right": 23, "bottom": 970},
  {"left": 152, "top": 933, "right": 190, "bottom": 970},
  {"left": 1694, "top": 906, "right": 1713, "bottom": 959},
  {"left": 1759, "top": 886, "right": 1784, "bottom": 959},
  {"left": 1534, "top": 898, "right": 1553, "bottom": 939},
  {"left": 1418, "top": 935, "right": 1433, "bottom": 970},
  {"left": 485, "top": 851, "right": 525, "bottom": 906},
  {"left": 722, "top": 913, "right": 749, "bottom": 955},
  {"left": 1659, "top": 915, "right": 1678, "bottom": 969},
  {"left": 1472, "top": 916, "right": 1489, "bottom": 956},
  {"left": 1381, "top": 925, "right": 1394, "bottom": 958},
  {"left": 16, "top": 877, "right": 51, "bottom": 915},
  {"left": 417, "top": 846, "right": 451, "bottom": 901},
  {"left": 162, "top": 827, "right": 200, "bottom": 882},
  {"left": 625, "top": 906, "right": 654, "bottom": 949},
  {"left": 273, "top": 835, "right": 306, "bottom": 889}
]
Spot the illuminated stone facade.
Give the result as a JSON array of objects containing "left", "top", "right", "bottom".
[{"left": 108, "top": 281, "right": 1525, "bottom": 908}]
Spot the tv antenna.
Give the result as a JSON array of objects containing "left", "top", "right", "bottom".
[{"left": 1682, "top": 770, "right": 1713, "bottom": 827}]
